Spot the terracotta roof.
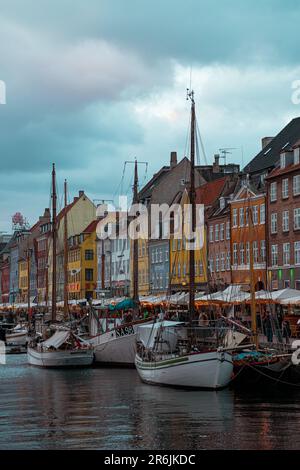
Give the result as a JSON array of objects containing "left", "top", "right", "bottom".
[
  {"left": 83, "top": 220, "right": 98, "bottom": 233},
  {"left": 266, "top": 162, "right": 300, "bottom": 179},
  {"left": 195, "top": 177, "right": 228, "bottom": 206}
]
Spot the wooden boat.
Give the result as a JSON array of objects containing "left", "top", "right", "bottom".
[
  {"left": 135, "top": 321, "right": 233, "bottom": 390},
  {"left": 27, "top": 329, "right": 94, "bottom": 367},
  {"left": 5, "top": 324, "right": 28, "bottom": 346},
  {"left": 27, "top": 167, "right": 93, "bottom": 368},
  {"left": 135, "top": 91, "right": 233, "bottom": 390}
]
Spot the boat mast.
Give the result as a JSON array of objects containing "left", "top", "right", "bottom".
[
  {"left": 51, "top": 163, "right": 57, "bottom": 323},
  {"left": 188, "top": 89, "right": 196, "bottom": 317},
  {"left": 248, "top": 189, "right": 258, "bottom": 348},
  {"left": 133, "top": 159, "right": 139, "bottom": 316},
  {"left": 27, "top": 246, "right": 31, "bottom": 324},
  {"left": 63, "top": 179, "right": 69, "bottom": 318}
]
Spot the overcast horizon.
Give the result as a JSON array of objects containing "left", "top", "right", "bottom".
[{"left": 1, "top": 0, "right": 300, "bottom": 232}]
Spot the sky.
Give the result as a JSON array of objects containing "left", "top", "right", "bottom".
[{"left": 0, "top": 0, "right": 300, "bottom": 231}]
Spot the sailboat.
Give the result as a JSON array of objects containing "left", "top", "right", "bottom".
[
  {"left": 134, "top": 90, "right": 234, "bottom": 389},
  {"left": 89, "top": 161, "right": 153, "bottom": 366},
  {"left": 27, "top": 166, "right": 94, "bottom": 367}
]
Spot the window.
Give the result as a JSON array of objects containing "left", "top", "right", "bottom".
[
  {"left": 282, "top": 210, "right": 289, "bottom": 232},
  {"left": 221, "top": 252, "right": 225, "bottom": 271},
  {"left": 85, "top": 249, "right": 94, "bottom": 260},
  {"left": 215, "top": 224, "right": 219, "bottom": 242},
  {"left": 209, "top": 258, "right": 214, "bottom": 273},
  {"left": 294, "top": 208, "right": 300, "bottom": 230},
  {"left": 271, "top": 213, "right": 277, "bottom": 234},
  {"left": 220, "top": 223, "right": 224, "bottom": 241},
  {"left": 252, "top": 205, "right": 258, "bottom": 225},
  {"left": 260, "top": 204, "right": 265, "bottom": 224},
  {"left": 282, "top": 179, "right": 289, "bottom": 199},
  {"left": 233, "top": 243, "right": 238, "bottom": 265},
  {"left": 233, "top": 208, "right": 238, "bottom": 227},
  {"left": 270, "top": 182, "right": 277, "bottom": 202},
  {"left": 85, "top": 268, "right": 93, "bottom": 281},
  {"left": 246, "top": 242, "right": 250, "bottom": 264},
  {"left": 283, "top": 243, "right": 290, "bottom": 265},
  {"left": 239, "top": 207, "right": 244, "bottom": 227},
  {"left": 216, "top": 255, "right": 219, "bottom": 272},
  {"left": 226, "top": 221, "right": 230, "bottom": 240},
  {"left": 253, "top": 241, "right": 258, "bottom": 263},
  {"left": 240, "top": 243, "right": 244, "bottom": 265},
  {"left": 280, "top": 153, "right": 286, "bottom": 169},
  {"left": 226, "top": 252, "right": 231, "bottom": 270},
  {"left": 209, "top": 226, "right": 214, "bottom": 243},
  {"left": 295, "top": 242, "right": 300, "bottom": 265},
  {"left": 261, "top": 240, "right": 266, "bottom": 262},
  {"left": 295, "top": 147, "right": 300, "bottom": 165},
  {"left": 271, "top": 245, "right": 278, "bottom": 266},
  {"left": 293, "top": 175, "right": 300, "bottom": 196}
]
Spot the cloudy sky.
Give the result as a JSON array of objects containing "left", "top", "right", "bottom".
[{"left": 0, "top": 0, "right": 300, "bottom": 231}]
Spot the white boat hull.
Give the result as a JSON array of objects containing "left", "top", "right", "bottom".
[
  {"left": 6, "top": 331, "right": 28, "bottom": 346},
  {"left": 90, "top": 326, "right": 136, "bottom": 365},
  {"left": 27, "top": 347, "right": 94, "bottom": 368},
  {"left": 90, "top": 322, "right": 154, "bottom": 366},
  {"left": 135, "top": 350, "right": 233, "bottom": 390}
]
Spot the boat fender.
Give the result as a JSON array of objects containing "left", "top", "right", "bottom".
[{"left": 291, "top": 340, "right": 300, "bottom": 366}]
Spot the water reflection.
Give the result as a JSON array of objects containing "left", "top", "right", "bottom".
[{"left": 0, "top": 355, "right": 300, "bottom": 449}]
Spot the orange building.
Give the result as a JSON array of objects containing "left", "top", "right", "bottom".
[{"left": 230, "top": 183, "right": 267, "bottom": 289}]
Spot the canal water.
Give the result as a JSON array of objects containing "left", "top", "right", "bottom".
[{"left": 0, "top": 354, "right": 300, "bottom": 450}]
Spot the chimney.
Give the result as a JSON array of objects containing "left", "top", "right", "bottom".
[
  {"left": 79, "top": 190, "right": 84, "bottom": 197},
  {"left": 261, "top": 137, "right": 273, "bottom": 149},
  {"left": 170, "top": 151, "right": 177, "bottom": 168},
  {"left": 213, "top": 154, "right": 220, "bottom": 173}
]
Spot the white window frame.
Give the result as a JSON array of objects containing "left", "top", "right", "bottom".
[
  {"left": 271, "top": 244, "right": 278, "bottom": 266},
  {"left": 282, "top": 178, "right": 289, "bottom": 199},
  {"left": 282, "top": 210, "right": 289, "bottom": 232},
  {"left": 270, "top": 182, "right": 277, "bottom": 202},
  {"left": 260, "top": 203, "right": 265, "bottom": 224},
  {"left": 294, "top": 208, "right": 300, "bottom": 230},
  {"left": 271, "top": 212, "right": 277, "bottom": 234},
  {"left": 283, "top": 242, "right": 290, "bottom": 266},
  {"left": 293, "top": 175, "right": 300, "bottom": 196}
]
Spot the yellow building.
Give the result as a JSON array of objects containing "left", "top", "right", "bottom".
[
  {"left": 48, "top": 190, "right": 96, "bottom": 301},
  {"left": 18, "top": 259, "right": 28, "bottom": 303},
  {"left": 67, "top": 220, "right": 98, "bottom": 301},
  {"left": 170, "top": 189, "right": 207, "bottom": 291}
]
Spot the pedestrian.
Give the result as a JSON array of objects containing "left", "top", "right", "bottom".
[
  {"left": 264, "top": 314, "right": 273, "bottom": 343},
  {"left": 282, "top": 319, "right": 292, "bottom": 344}
]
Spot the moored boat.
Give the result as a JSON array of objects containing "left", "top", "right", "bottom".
[
  {"left": 135, "top": 321, "right": 233, "bottom": 389},
  {"left": 27, "top": 329, "right": 94, "bottom": 368}
]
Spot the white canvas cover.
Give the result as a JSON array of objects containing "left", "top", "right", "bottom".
[
  {"left": 42, "top": 330, "right": 70, "bottom": 349},
  {"left": 137, "top": 321, "right": 183, "bottom": 349}
]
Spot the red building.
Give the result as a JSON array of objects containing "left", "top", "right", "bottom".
[
  {"left": 1, "top": 258, "right": 10, "bottom": 304},
  {"left": 266, "top": 142, "right": 300, "bottom": 290},
  {"left": 36, "top": 209, "right": 51, "bottom": 303}
]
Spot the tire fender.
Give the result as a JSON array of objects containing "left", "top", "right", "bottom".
[{"left": 291, "top": 340, "right": 300, "bottom": 366}]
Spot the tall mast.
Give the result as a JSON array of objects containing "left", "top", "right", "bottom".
[
  {"left": 248, "top": 189, "right": 258, "bottom": 348},
  {"left": 188, "top": 89, "right": 196, "bottom": 317},
  {"left": 51, "top": 163, "right": 57, "bottom": 322},
  {"left": 63, "top": 179, "right": 69, "bottom": 317},
  {"left": 133, "top": 160, "right": 139, "bottom": 313},
  {"left": 27, "top": 247, "right": 31, "bottom": 324}
]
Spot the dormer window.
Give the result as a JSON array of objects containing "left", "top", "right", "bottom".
[
  {"left": 220, "top": 197, "right": 225, "bottom": 210},
  {"left": 294, "top": 147, "right": 300, "bottom": 165},
  {"left": 280, "top": 153, "right": 286, "bottom": 169}
]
